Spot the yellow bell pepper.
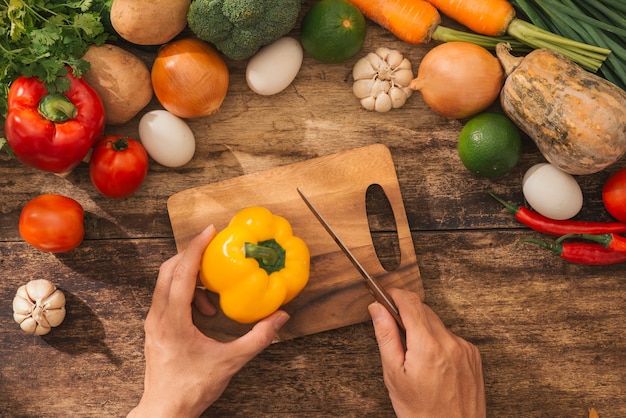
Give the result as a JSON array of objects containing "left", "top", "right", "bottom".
[{"left": 200, "top": 206, "right": 310, "bottom": 324}]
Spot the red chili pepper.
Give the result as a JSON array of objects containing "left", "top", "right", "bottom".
[
  {"left": 5, "top": 70, "right": 105, "bottom": 173},
  {"left": 556, "top": 233, "right": 626, "bottom": 254},
  {"left": 520, "top": 238, "right": 626, "bottom": 265},
  {"left": 488, "top": 190, "right": 626, "bottom": 236}
]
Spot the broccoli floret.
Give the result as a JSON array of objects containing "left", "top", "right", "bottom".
[{"left": 187, "top": 0, "right": 302, "bottom": 60}]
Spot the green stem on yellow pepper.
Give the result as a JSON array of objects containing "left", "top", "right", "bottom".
[{"left": 244, "top": 239, "right": 286, "bottom": 274}]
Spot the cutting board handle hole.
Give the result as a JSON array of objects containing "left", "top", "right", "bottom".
[{"left": 366, "top": 183, "right": 401, "bottom": 272}]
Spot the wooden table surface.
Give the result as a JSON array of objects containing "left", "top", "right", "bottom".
[{"left": 1, "top": 3, "right": 624, "bottom": 417}]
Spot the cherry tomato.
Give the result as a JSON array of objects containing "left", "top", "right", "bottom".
[
  {"left": 602, "top": 167, "right": 626, "bottom": 222},
  {"left": 90, "top": 135, "right": 149, "bottom": 198},
  {"left": 19, "top": 194, "right": 85, "bottom": 252}
]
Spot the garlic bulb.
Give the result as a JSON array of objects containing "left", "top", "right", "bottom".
[
  {"left": 352, "top": 47, "right": 414, "bottom": 112},
  {"left": 13, "top": 279, "right": 66, "bottom": 336}
]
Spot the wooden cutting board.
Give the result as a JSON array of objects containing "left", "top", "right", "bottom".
[{"left": 167, "top": 144, "right": 423, "bottom": 342}]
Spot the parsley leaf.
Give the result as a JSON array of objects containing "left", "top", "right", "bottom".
[{"left": 0, "top": 0, "right": 114, "bottom": 127}]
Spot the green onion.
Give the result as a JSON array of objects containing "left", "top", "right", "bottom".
[
  {"left": 432, "top": 26, "right": 531, "bottom": 52},
  {"left": 511, "top": 0, "right": 626, "bottom": 90},
  {"left": 507, "top": 19, "right": 610, "bottom": 71}
]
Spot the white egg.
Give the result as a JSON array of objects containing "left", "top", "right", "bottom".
[
  {"left": 138, "top": 110, "right": 195, "bottom": 168},
  {"left": 522, "top": 163, "right": 583, "bottom": 220},
  {"left": 246, "top": 37, "right": 303, "bottom": 96}
]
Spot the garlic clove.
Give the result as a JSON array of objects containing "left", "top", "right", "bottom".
[
  {"left": 365, "top": 52, "right": 384, "bottom": 70},
  {"left": 15, "top": 284, "right": 29, "bottom": 300},
  {"left": 397, "top": 58, "right": 412, "bottom": 71},
  {"left": 387, "top": 50, "right": 404, "bottom": 68},
  {"left": 393, "top": 69, "right": 415, "bottom": 88},
  {"left": 25, "top": 279, "right": 56, "bottom": 302},
  {"left": 353, "top": 79, "right": 376, "bottom": 99},
  {"left": 352, "top": 58, "right": 376, "bottom": 80},
  {"left": 43, "top": 289, "right": 66, "bottom": 309},
  {"left": 389, "top": 86, "right": 408, "bottom": 108},
  {"left": 35, "top": 324, "right": 52, "bottom": 336},
  {"left": 12, "top": 295, "right": 34, "bottom": 315},
  {"left": 374, "top": 93, "right": 393, "bottom": 112},
  {"left": 374, "top": 47, "right": 391, "bottom": 61},
  {"left": 13, "top": 312, "right": 30, "bottom": 324},
  {"left": 360, "top": 96, "right": 376, "bottom": 111},
  {"left": 46, "top": 307, "right": 67, "bottom": 327},
  {"left": 19, "top": 317, "right": 38, "bottom": 334}
]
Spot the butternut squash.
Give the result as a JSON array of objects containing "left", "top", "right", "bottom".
[{"left": 496, "top": 43, "right": 626, "bottom": 175}]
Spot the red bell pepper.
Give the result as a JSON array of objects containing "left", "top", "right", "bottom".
[{"left": 4, "top": 71, "right": 106, "bottom": 173}]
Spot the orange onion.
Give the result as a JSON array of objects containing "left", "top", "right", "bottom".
[
  {"left": 410, "top": 42, "right": 504, "bottom": 119},
  {"left": 152, "top": 38, "right": 229, "bottom": 119}
]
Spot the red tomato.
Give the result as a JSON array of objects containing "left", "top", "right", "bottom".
[
  {"left": 90, "top": 135, "right": 149, "bottom": 198},
  {"left": 19, "top": 194, "right": 85, "bottom": 252},
  {"left": 603, "top": 167, "right": 626, "bottom": 222}
]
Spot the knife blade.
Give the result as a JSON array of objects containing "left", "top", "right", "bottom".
[{"left": 297, "top": 188, "right": 405, "bottom": 333}]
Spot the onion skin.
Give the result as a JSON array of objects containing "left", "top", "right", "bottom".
[
  {"left": 152, "top": 38, "right": 229, "bottom": 119},
  {"left": 410, "top": 42, "right": 504, "bottom": 119}
]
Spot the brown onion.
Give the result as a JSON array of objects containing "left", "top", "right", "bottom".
[
  {"left": 152, "top": 38, "right": 229, "bottom": 119},
  {"left": 410, "top": 42, "right": 504, "bottom": 119}
]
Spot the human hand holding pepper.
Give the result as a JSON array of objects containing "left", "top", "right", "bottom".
[
  {"left": 368, "top": 288, "right": 486, "bottom": 418},
  {"left": 128, "top": 225, "right": 290, "bottom": 418}
]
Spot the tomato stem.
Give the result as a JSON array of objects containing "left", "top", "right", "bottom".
[{"left": 111, "top": 136, "right": 130, "bottom": 152}]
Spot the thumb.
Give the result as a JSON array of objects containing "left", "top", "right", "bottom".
[
  {"left": 230, "top": 311, "right": 290, "bottom": 361},
  {"left": 368, "top": 302, "right": 405, "bottom": 368}
]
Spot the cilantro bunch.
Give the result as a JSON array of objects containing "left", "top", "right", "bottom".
[{"left": 0, "top": 0, "right": 114, "bottom": 123}]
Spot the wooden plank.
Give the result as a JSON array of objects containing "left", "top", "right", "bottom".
[{"left": 1, "top": 230, "right": 624, "bottom": 417}]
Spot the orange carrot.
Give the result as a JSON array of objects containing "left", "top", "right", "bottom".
[
  {"left": 347, "top": 0, "right": 442, "bottom": 44},
  {"left": 425, "top": 0, "right": 516, "bottom": 36},
  {"left": 347, "top": 0, "right": 608, "bottom": 72}
]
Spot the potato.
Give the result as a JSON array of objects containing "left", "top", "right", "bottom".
[
  {"left": 82, "top": 44, "right": 153, "bottom": 125},
  {"left": 110, "top": 0, "right": 190, "bottom": 45}
]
